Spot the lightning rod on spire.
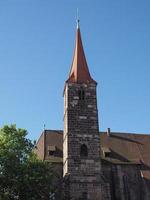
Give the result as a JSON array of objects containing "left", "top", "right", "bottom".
[
  {"left": 44, "top": 124, "right": 46, "bottom": 131},
  {"left": 77, "top": 8, "right": 80, "bottom": 29}
]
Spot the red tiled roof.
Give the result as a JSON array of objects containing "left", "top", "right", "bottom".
[
  {"left": 101, "top": 132, "right": 150, "bottom": 180},
  {"left": 67, "top": 25, "right": 96, "bottom": 84},
  {"left": 36, "top": 130, "right": 150, "bottom": 178}
]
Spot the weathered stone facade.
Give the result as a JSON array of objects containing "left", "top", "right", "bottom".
[
  {"left": 101, "top": 161, "right": 147, "bottom": 200},
  {"left": 63, "top": 82, "right": 104, "bottom": 200}
]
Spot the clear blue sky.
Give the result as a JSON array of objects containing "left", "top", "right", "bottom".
[{"left": 1, "top": 0, "right": 150, "bottom": 141}]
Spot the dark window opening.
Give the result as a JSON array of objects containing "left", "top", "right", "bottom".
[
  {"left": 80, "top": 144, "right": 88, "bottom": 157},
  {"left": 105, "top": 152, "right": 111, "bottom": 157},
  {"left": 48, "top": 145, "right": 56, "bottom": 156},
  {"left": 102, "top": 147, "right": 111, "bottom": 158},
  {"left": 48, "top": 150, "right": 55, "bottom": 156},
  {"left": 78, "top": 90, "right": 85, "bottom": 100}
]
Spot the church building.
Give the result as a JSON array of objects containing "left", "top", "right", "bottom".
[{"left": 35, "top": 21, "right": 150, "bottom": 200}]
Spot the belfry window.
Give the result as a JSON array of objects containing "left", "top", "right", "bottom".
[
  {"left": 78, "top": 89, "right": 85, "bottom": 100},
  {"left": 80, "top": 144, "right": 88, "bottom": 157}
]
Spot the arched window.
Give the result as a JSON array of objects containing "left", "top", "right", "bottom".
[{"left": 80, "top": 144, "right": 88, "bottom": 157}]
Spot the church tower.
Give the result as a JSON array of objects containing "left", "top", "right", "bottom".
[{"left": 63, "top": 21, "right": 102, "bottom": 200}]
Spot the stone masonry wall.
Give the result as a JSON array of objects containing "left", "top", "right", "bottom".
[
  {"left": 63, "top": 82, "right": 106, "bottom": 200},
  {"left": 101, "top": 161, "right": 149, "bottom": 200}
]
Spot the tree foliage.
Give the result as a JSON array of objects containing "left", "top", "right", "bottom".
[{"left": 0, "top": 125, "right": 61, "bottom": 200}]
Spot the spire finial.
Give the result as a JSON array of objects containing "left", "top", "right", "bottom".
[
  {"left": 43, "top": 124, "right": 46, "bottom": 131},
  {"left": 77, "top": 8, "right": 80, "bottom": 29}
]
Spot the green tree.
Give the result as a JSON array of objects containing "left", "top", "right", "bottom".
[{"left": 0, "top": 125, "right": 61, "bottom": 200}]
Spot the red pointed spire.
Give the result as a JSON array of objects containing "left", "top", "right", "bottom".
[{"left": 67, "top": 21, "right": 96, "bottom": 84}]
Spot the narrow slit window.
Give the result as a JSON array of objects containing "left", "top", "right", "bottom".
[
  {"left": 82, "top": 90, "right": 85, "bottom": 100},
  {"left": 78, "top": 90, "right": 82, "bottom": 100},
  {"left": 78, "top": 89, "right": 85, "bottom": 100}
]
